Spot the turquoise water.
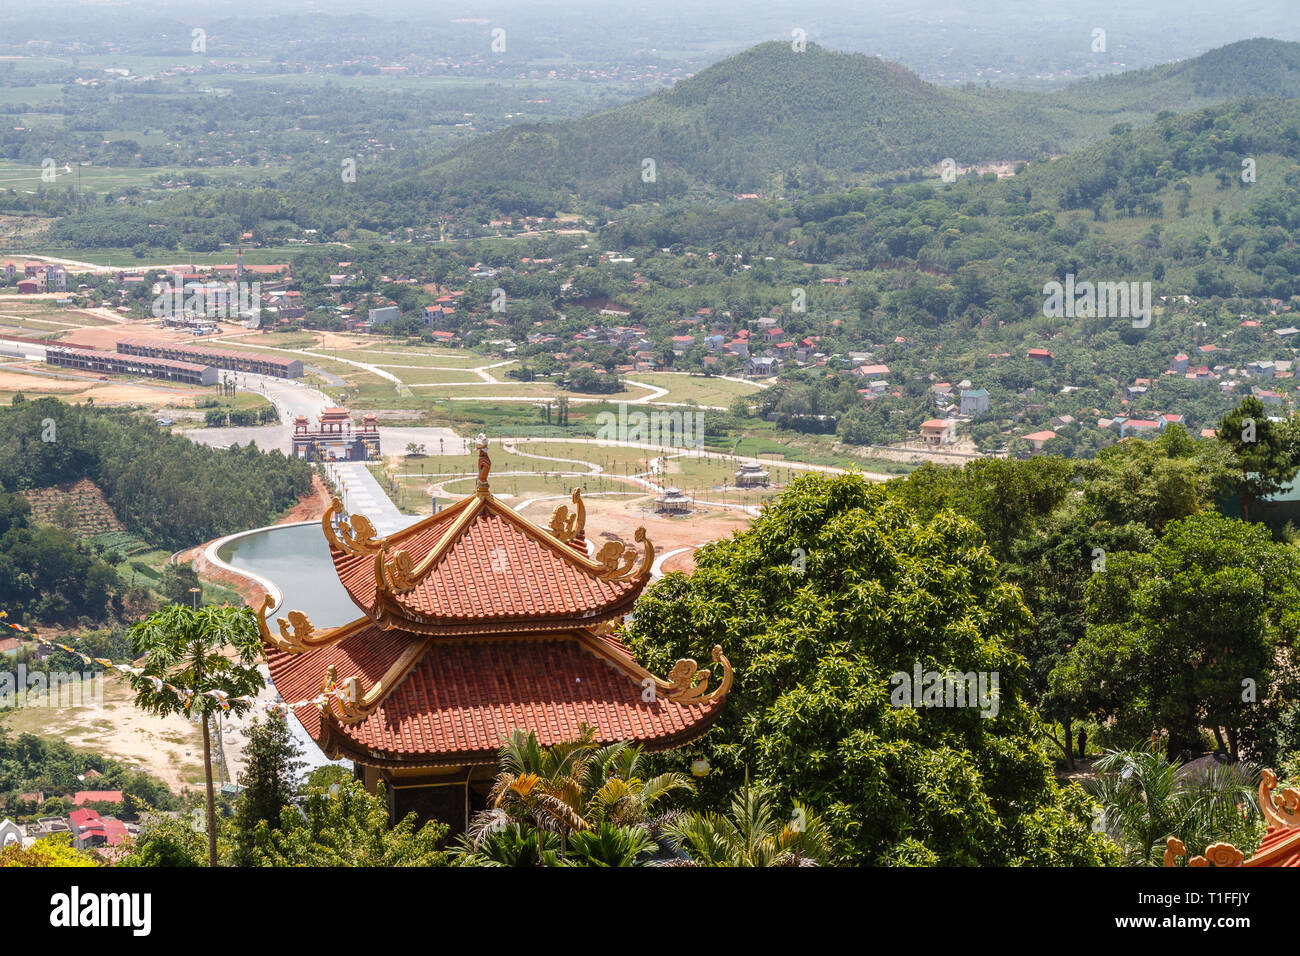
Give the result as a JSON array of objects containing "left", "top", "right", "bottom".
[
  {"left": 218, "top": 522, "right": 359, "bottom": 770},
  {"left": 217, "top": 522, "right": 360, "bottom": 627}
]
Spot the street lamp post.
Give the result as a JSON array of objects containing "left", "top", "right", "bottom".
[{"left": 189, "top": 586, "right": 201, "bottom": 611}]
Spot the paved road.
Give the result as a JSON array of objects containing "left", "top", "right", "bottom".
[
  {"left": 187, "top": 374, "right": 464, "bottom": 457},
  {"left": 186, "top": 373, "right": 338, "bottom": 452}
]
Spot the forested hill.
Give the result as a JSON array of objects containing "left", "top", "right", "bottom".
[
  {"left": 1048, "top": 38, "right": 1300, "bottom": 114},
  {"left": 420, "top": 38, "right": 1300, "bottom": 204},
  {"left": 423, "top": 42, "right": 1070, "bottom": 199}
]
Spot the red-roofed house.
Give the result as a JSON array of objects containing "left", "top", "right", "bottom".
[
  {"left": 69, "top": 808, "right": 129, "bottom": 849},
  {"left": 1027, "top": 348, "right": 1054, "bottom": 365},
  {"left": 920, "top": 419, "right": 956, "bottom": 445},
  {"left": 1023, "top": 430, "right": 1057, "bottom": 453}
]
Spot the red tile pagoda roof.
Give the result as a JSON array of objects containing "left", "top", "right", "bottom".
[
  {"left": 266, "top": 622, "right": 724, "bottom": 767},
  {"left": 259, "top": 438, "right": 730, "bottom": 767}
]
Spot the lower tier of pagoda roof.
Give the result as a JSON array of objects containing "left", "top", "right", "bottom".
[{"left": 265, "top": 618, "right": 726, "bottom": 769}]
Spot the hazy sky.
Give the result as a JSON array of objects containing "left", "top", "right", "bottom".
[{"left": 16, "top": 0, "right": 1300, "bottom": 84}]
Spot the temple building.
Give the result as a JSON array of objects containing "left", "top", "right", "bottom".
[
  {"left": 258, "top": 436, "right": 731, "bottom": 830},
  {"left": 1164, "top": 769, "right": 1300, "bottom": 866},
  {"left": 734, "top": 463, "right": 770, "bottom": 488},
  {"left": 653, "top": 486, "right": 692, "bottom": 514},
  {"left": 291, "top": 408, "right": 379, "bottom": 461}
]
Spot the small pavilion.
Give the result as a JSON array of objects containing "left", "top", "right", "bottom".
[
  {"left": 734, "top": 463, "right": 770, "bottom": 488},
  {"left": 653, "top": 487, "right": 692, "bottom": 515}
]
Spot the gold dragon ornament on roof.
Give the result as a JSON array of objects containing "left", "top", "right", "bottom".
[
  {"left": 321, "top": 496, "right": 384, "bottom": 555},
  {"left": 651, "top": 645, "right": 733, "bottom": 705},
  {"left": 595, "top": 527, "right": 654, "bottom": 581},
  {"left": 256, "top": 595, "right": 336, "bottom": 653},
  {"left": 548, "top": 487, "right": 586, "bottom": 545}
]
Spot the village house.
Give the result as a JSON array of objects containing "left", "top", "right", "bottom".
[
  {"left": 920, "top": 419, "right": 957, "bottom": 446},
  {"left": 1023, "top": 430, "right": 1057, "bottom": 454},
  {"left": 68, "top": 807, "right": 129, "bottom": 850},
  {"left": 960, "top": 388, "right": 990, "bottom": 415}
]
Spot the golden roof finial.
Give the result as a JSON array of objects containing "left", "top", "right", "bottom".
[
  {"left": 475, "top": 433, "right": 491, "bottom": 494},
  {"left": 596, "top": 526, "right": 654, "bottom": 581}
]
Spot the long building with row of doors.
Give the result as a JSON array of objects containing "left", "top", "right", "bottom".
[
  {"left": 45, "top": 344, "right": 218, "bottom": 386},
  {"left": 115, "top": 338, "right": 303, "bottom": 378}
]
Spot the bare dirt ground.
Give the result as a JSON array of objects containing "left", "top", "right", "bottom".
[
  {"left": 4, "top": 674, "right": 207, "bottom": 793},
  {"left": 56, "top": 320, "right": 236, "bottom": 350},
  {"left": 516, "top": 492, "right": 751, "bottom": 574},
  {"left": 865, "top": 435, "right": 993, "bottom": 465},
  {"left": 0, "top": 367, "right": 195, "bottom": 405}
]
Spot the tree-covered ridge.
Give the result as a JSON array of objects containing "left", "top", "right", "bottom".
[
  {"left": 1049, "top": 37, "right": 1300, "bottom": 113},
  {"left": 425, "top": 38, "right": 1300, "bottom": 202},
  {"left": 425, "top": 42, "right": 1068, "bottom": 198},
  {"left": 0, "top": 397, "right": 312, "bottom": 551}
]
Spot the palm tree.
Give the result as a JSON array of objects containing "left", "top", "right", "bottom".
[
  {"left": 582, "top": 741, "right": 694, "bottom": 827},
  {"left": 455, "top": 729, "right": 695, "bottom": 865},
  {"left": 1083, "top": 744, "right": 1260, "bottom": 866},
  {"left": 664, "top": 783, "right": 833, "bottom": 866},
  {"left": 127, "top": 604, "right": 264, "bottom": 867},
  {"left": 568, "top": 821, "right": 658, "bottom": 866},
  {"left": 454, "top": 823, "right": 567, "bottom": 867},
  {"left": 487, "top": 728, "right": 596, "bottom": 836}
]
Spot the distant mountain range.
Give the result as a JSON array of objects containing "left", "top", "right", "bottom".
[{"left": 418, "top": 38, "right": 1300, "bottom": 203}]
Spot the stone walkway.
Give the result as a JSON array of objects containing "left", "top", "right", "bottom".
[{"left": 323, "top": 461, "right": 414, "bottom": 537}]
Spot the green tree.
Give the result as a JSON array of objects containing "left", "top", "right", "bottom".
[
  {"left": 888, "top": 457, "right": 1074, "bottom": 561},
  {"left": 249, "top": 778, "right": 448, "bottom": 866},
  {"left": 117, "top": 811, "right": 207, "bottom": 867},
  {"left": 1217, "top": 397, "right": 1300, "bottom": 521},
  {"left": 1052, "top": 511, "right": 1300, "bottom": 759},
  {"left": 1005, "top": 501, "right": 1157, "bottom": 768},
  {"left": 1080, "top": 425, "right": 1238, "bottom": 536},
  {"left": 126, "top": 605, "right": 265, "bottom": 866},
  {"left": 231, "top": 715, "right": 304, "bottom": 865},
  {"left": 159, "top": 563, "right": 201, "bottom": 607},
  {"left": 623, "top": 473, "right": 1116, "bottom": 865}
]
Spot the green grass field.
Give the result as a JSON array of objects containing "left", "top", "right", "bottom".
[
  {"left": 380, "top": 366, "right": 483, "bottom": 385},
  {"left": 627, "top": 371, "right": 764, "bottom": 406}
]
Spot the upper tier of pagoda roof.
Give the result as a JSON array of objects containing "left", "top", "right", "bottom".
[{"left": 322, "top": 445, "right": 653, "bottom": 634}]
